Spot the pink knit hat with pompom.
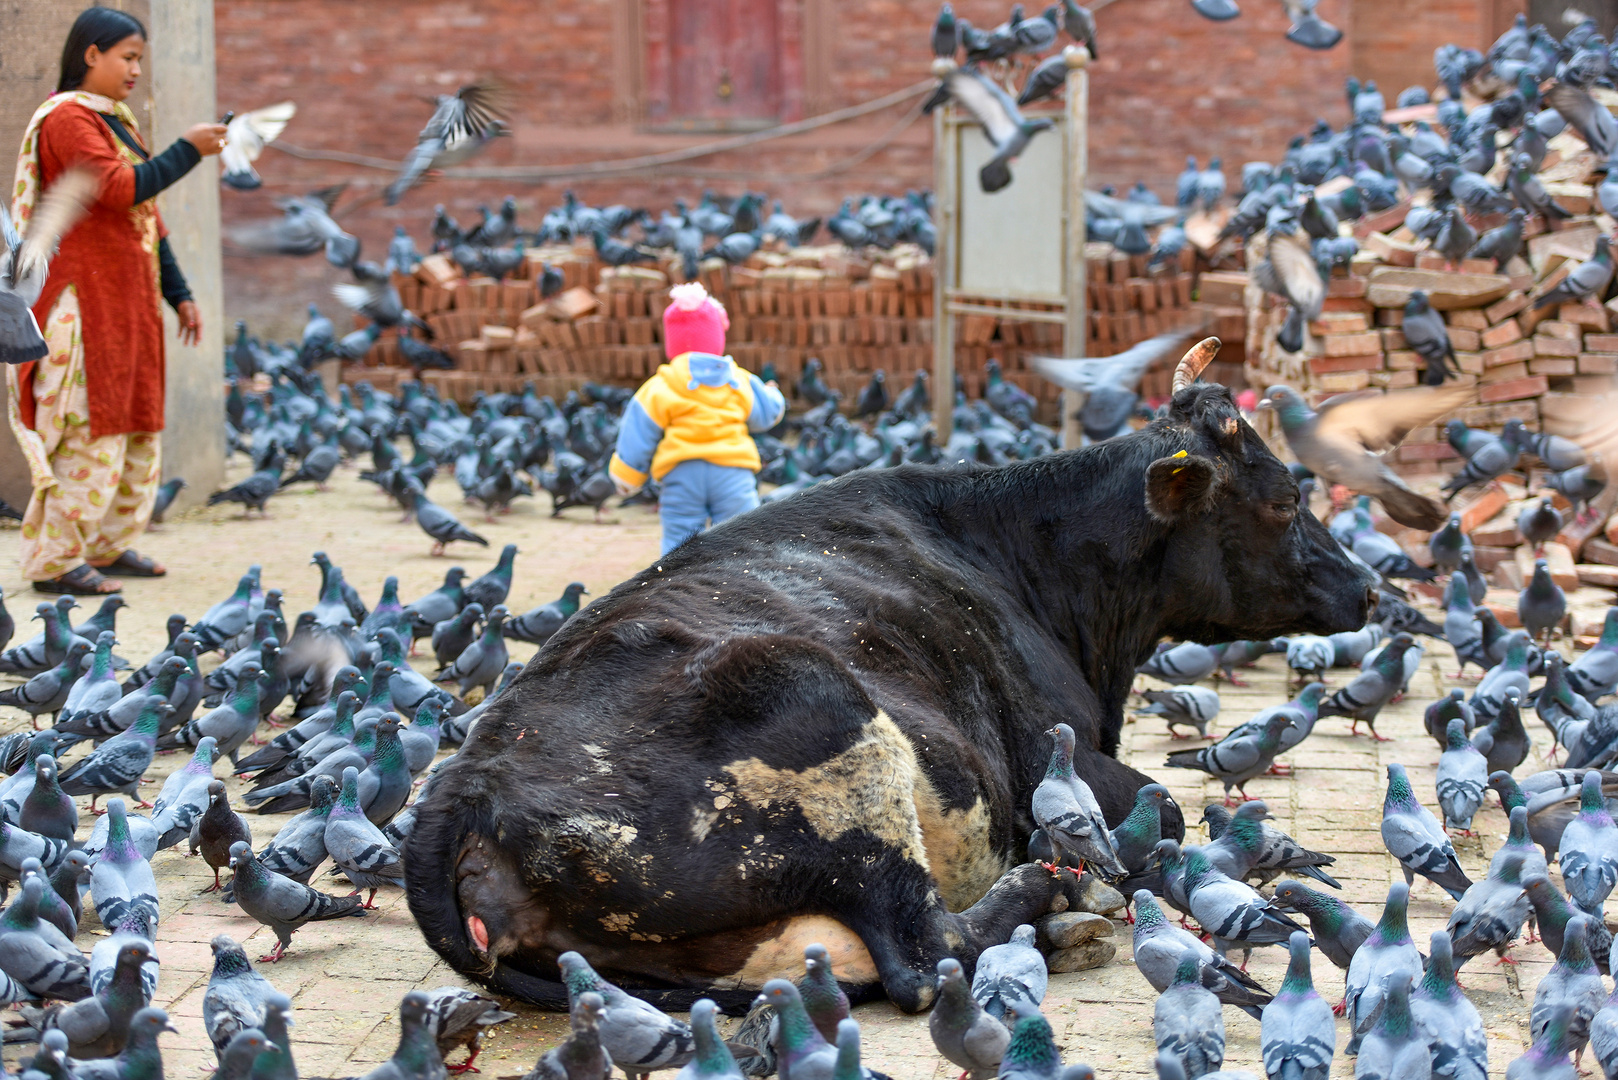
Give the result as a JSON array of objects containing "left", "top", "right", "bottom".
[{"left": 663, "top": 282, "right": 729, "bottom": 359}]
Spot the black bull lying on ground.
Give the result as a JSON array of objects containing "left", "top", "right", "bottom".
[{"left": 404, "top": 341, "right": 1377, "bottom": 1013}]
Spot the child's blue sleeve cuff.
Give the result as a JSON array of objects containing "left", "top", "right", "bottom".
[
  {"left": 747, "top": 375, "right": 787, "bottom": 432},
  {"left": 614, "top": 398, "right": 664, "bottom": 475}
]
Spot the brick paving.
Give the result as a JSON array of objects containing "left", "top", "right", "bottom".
[{"left": 0, "top": 460, "right": 1596, "bottom": 1079}]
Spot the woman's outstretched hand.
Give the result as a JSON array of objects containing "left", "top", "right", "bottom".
[
  {"left": 176, "top": 300, "right": 201, "bottom": 346},
  {"left": 182, "top": 123, "right": 227, "bottom": 156}
]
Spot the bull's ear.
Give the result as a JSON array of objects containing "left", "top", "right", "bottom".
[{"left": 1144, "top": 453, "right": 1220, "bottom": 522}]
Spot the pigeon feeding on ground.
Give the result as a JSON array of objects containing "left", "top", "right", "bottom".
[
  {"left": 970, "top": 924, "right": 1047, "bottom": 1024},
  {"left": 202, "top": 935, "right": 279, "bottom": 1058}
]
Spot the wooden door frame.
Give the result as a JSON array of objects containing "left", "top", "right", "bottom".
[{"left": 634, "top": 0, "right": 812, "bottom": 130}]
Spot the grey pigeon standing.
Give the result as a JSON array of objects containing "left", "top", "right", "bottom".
[
  {"left": 1164, "top": 712, "right": 1293, "bottom": 803},
  {"left": 1154, "top": 950, "right": 1226, "bottom": 1079},
  {"left": 1317, "top": 634, "right": 1416, "bottom": 740},
  {"left": 1345, "top": 883, "right": 1424, "bottom": 1054},
  {"left": 1524, "top": 872, "right": 1613, "bottom": 975},
  {"left": 1557, "top": 770, "right": 1618, "bottom": 915},
  {"left": 255, "top": 775, "right": 337, "bottom": 886},
  {"left": 226, "top": 841, "right": 365, "bottom": 962},
  {"left": 70, "top": 1006, "right": 178, "bottom": 1080},
  {"left": 324, "top": 766, "right": 406, "bottom": 907},
  {"left": 1402, "top": 290, "right": 1459, "bottom": 385},
  {"left": 1532, "top": 913, "right": 1606, "bottom": 1064},
  {"left": 203, "top": 935, "right": 279, "bottom": 1059},
  {"left": 0, "top": 640, "right": 92, "bottom": 728},
  {"left": 1519, "top": 558, "right": 1566, "bottom": 646},
  {"left": 971, "top": 924, "right": 1047, "bottom": 1023},
  {"left": 1428, "top": 513, "right": 1471, "bottom": 574},
  {"left": 1382, "top": 763, "right": 1472, "bottom": 899},
  {"left": 156, "top": 664, "right": 265, "bottom": 766},
  {"left": 0, "top": 876, "right": 89, "bottom": 1002},
  {"left": 150, "top": 736, "right": 220, "bottom": 850},
  {"left": 1411, "top": 931, "right": 1486, "bottom": 1080},
  {"left": 674, "top": 999, "right": 742, "bottom": 1080},
  {"left": 20, "top": 755, "right": 77, "bottom": 844},
  {"left": 1354, "top": 974, "right": 1429, "bottom": 1077},
  {"left": 554, "top": 951, "right": 695, "bottom": 1078},
  {"left": 89, "top": 800, "right": 159, "bottom": 932},
  {"left": 1131, "top": 891, "right": 1272, "bottom": 1019},
  {"left": 58, "top": 697, "right": 168, "bottom": 811},
  {"left": 1137, "top": 642, "right": 1219, "bottom": 683},
  {"left": 1032, "top": 723, "right": 1124, "bottom": 876},
  {"left": 39, "top": 940, "right": 152, "bottom": 1058},
  {"left": 1136, "top": 686, "right": 1221, "bottom": 739},
  {"left": 996, "top": 1009, "right": 1066, "bottom": 1080},
  {"left": 1202, "top": 801, "right": 1340, "bottom": 888},
  {"left": 929, "top": 958, "right": 1008, "bottom": 1080},
  {"left": 1518, "top": 497, "right": 1564, "bottom": 553},
  {"left": 504, "top": 583, "right": 588, "bottom": 646},
  {"left": 1534, "top": 234, "right": 1614, "bottom": 308},
  {"left": 525, "top": 991, "right": 612, "bottom": 1080},
  {"left": 1181, "top": 844, "right": 1306, "bottom": 958},
  {"left": 1447, "top": 849, "right": 1532, "bottom": 967},
  {"left": 433, "top": 606, "right": 509, "bottom": 697},
  {"left": 1260, "top": 932, "right": 1334, "bottom": 1080},
  {"left": 1436, "top": 718, "right": 1488, "bottom": 833}
]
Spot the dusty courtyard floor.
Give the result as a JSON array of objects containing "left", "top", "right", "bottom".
[{"left": 0, "top": 455, "right": 1600, "bottom": 1079}]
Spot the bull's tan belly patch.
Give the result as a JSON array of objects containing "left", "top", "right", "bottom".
[
  {"left": 719, "top": 711, "right": 930, "bottom": 866},
  {"left": 911, "top": 777, "right": 1006, "bottom": 912},
  {"left": 711, "top": 916, "right": 879, "bottom": 989}
]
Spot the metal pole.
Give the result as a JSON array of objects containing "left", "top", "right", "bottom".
[
  {"left": 931, "top": 62, "right": 957, "bottom": 445},
  {"left": 1060, "top": 46, "right": 1089, "bottom": 450}
]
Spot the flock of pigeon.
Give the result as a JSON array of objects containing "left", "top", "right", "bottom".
[
  {"left": 1224, "top": 16, "right": 1618, "bottom": 365},
  {"left": 1101, "top": 471, "right": 1618, "bottom": 1079},
  {"left": 0, "top": 540, "right": 608, "bottom": 1080}
]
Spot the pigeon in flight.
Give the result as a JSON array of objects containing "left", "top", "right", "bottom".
[
  {"left": 0, "top": 169, "right": 96, "bottom": 365},
  {"left": 219, "top": 102, "right": 297, "bottom": 190},
  {"left": 384, "top": 80, "right": 512, "bottom": 205}
]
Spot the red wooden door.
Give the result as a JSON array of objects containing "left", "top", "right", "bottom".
[{"left": 665, "top": 0, "right": 782, "bottom": 125}]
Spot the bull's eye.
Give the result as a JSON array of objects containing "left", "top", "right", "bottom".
[{"left": 1265, "top": 501, "right": 1296, "bottom": 524}]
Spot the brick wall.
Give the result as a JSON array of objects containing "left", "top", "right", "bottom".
[{"left": 213, "top": 0, "right": 1518, "bottom": 330}]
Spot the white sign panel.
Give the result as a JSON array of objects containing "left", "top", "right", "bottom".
[{"left": 953, "top": 115, "right": 1067, "bottom": 303}]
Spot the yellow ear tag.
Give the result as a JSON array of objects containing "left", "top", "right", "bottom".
[{"left": 1172, "top": 449, "right": 1187, "bottom": 474}]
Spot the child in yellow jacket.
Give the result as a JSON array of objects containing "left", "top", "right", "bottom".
[{"left": 609, "top": 283, "right": 786, "bottom": 553}]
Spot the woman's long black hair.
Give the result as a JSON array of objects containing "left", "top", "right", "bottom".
[{"left": 57, "top": 7, "right": 147, "bottom": 94}]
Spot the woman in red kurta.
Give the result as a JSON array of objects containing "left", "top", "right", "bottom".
[{"left": 7, "top": 8, "right": 224, "bottom": 595}]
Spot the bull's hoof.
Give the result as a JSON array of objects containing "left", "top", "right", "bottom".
[
  {"left": 1073, "top": 873, "right": 1126, "bottom": 915},
  {"left": 1047, "top": 940, "right": 1117, "bottom": 973},
  {"left": 1036, "top": 912, "right": 1113, "bottom": 951}
]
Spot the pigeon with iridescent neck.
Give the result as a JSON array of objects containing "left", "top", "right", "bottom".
[
  {"left": 1260, "top": 933, "right": 1334, "bottom": 1080},
  {"left": 1412, "top": 931, "right": 1485, "bottom": 1080},
  {"left": 557, "top": 951, "right": 694, "bottom": 1077},
  {"left": 1031, "top": 723, "right": 1124, "bottom": 877},
  {"left": 1154, "top": 950, "right": 1226, "bottom": 1079},
  {"left": 1382, "top": 763, "right": 1471, "bottom": 899},
  {"left": 1344, "top": 882, "right": 1424, "bottom": 1053}
]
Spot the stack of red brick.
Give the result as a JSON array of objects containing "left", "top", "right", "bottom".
[{"left": 341, "top": 228, "right": 1215, "bottom": 414}]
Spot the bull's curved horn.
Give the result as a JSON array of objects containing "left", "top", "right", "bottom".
[{"left": 1173, "top": 337, "right": 1221, "bottom": 393}]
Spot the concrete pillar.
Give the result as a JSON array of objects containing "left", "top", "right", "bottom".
[{"left": 0, "top": 0, "right": 224, "bottom": 515}]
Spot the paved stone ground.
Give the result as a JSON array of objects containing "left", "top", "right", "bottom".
[{"left": 0, "top": 458, "right": 1598, "bottom": 1079}]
